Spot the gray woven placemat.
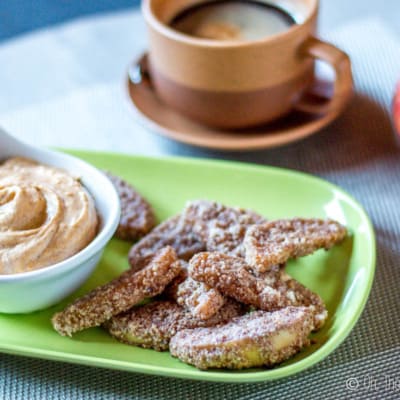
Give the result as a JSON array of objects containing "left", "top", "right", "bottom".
[{"left": 1, "top": 19, "right": 400, "bottom": 400}]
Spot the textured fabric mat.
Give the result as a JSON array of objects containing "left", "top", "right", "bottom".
[{"left": 0, "top": 16, "right": 400, "bottom": 400}]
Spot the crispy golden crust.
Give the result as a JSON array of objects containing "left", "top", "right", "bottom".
[
  {"left": 258, "top": 269, "right": 328, "bottom": 330},
  {"left": 128, "top": 201, "right": 265, "bottom": 271},
  {"left": 165, "top": 261, "right": 226, "bottom": 320},
  {"left": 189, "top": 252, "right": 290, "bottom": 310},
  {"left": 244, "top": 218, "right": 347, "bottom": 272},
  {"left": 163, "top": 262, "right": 189, "bottom": 299},
  {"left": 52, "top": 247, "right": 180, "bottom": 336},
  {"left": 128, "top": 215, "right": 205, "bottom": 271},
  {"left": 50, "top": 196, "right": 336, "bottom": 371},
  {"left": 189, "top": 252, "right": 327, "bottom": 330},
  {"left": 105, "top": 172, "right": 156, "bottom": 241},
  {"left": 175, "top": 277, "right": 226, "bottom": 320},
  {"left": 105, "top": 299, "right": 244, "bottom": 351},
  {"left": 170, "top": 307, "right": 314, "bottom": 369},
  {"left": 183, "top": 200, "right": 267, "bottom": 258}
]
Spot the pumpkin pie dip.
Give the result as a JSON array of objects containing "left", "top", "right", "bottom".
[{"left": 0, "top": 157, "right": 98, "bottom": 274}]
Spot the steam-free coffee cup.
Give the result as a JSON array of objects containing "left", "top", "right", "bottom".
[{"left": 142, "top": 0, "right": 353, "bottom": 129}]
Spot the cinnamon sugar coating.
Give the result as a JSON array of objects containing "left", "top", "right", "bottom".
[
  {"left": 128, "top": 214, "right": 205, "bottom": 271},
  {"left": 189, "top": 252, "right": 291, "bottom": 310},
  {"left": 105, "top": 172, "right": 156, "bottom": 241},
  {"left": 258, "top": 268, "right": 328, "bottom": 330},
  {"left": 163, "top": 261, "right": 189, "bottom": 299},
  {"left": 128, "top": 200, "right": 266, "bottom": 271},
  {"left": 190, "top": 252, "right": 327, "bottom": 330},
  {"left": 105, "top": 299, "right": 244, "bottom": 351},
  {"left": 51, "top": 198, "right": 342, "bottom": 371},
  {"left": 52, "top": 247, "right": 180, "bottom": 336},
  {"left": 175, "top": 277, "right": 226, "bottom": 320},
  {"left": 170, "top": 307, "right": 314, "bottom": 369},
  {"left": 165, "top": 260, "right": 226, "bottom": 320},
  {"left": 183, "top": 200, "right": 267, "bottom": 258},
  {"left": 244, "top": 218, "right": 347, "bottom": 272}
]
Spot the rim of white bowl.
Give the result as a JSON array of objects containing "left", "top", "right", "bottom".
[{"left": 0, "top": 150, "right": 121, "bottom": 282}]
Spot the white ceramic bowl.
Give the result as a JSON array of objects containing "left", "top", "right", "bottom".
[{"left": 0, "top": 129, "right": 120, "bottom": 313}]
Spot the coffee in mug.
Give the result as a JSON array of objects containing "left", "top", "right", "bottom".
[
  {"left": 170, "top": 1, "right": 295, "bottom": 41},
  {"left": 143, "top": 0, "right": 353, "bottom": 129}
]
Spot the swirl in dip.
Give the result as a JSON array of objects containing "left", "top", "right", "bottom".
[{"left": 0, "top": 157, "right": 98, "bottom": 274}]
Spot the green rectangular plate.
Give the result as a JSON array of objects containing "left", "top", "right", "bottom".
[{"left": 0, "top": 151, "right": 376, "bottom": 383}]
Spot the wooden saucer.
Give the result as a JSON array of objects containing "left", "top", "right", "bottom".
[{"left": 125, "top": 54, "right": 344, "bottom": 151}]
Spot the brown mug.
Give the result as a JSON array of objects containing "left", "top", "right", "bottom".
[{"left": 142, "top": 0, "right": 353, "bottom": 129}]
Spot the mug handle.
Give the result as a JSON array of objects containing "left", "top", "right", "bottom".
[{"left": 294, "top": 37, "right": 353, "bottom": 115}]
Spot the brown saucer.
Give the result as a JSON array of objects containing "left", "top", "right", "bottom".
[{"left": 125, "top": 54, "right": 344, "bottom": 151}]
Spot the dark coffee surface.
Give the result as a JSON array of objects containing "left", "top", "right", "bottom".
[{"left": 170, "top": 1, "right": 296, "bottom": 41}]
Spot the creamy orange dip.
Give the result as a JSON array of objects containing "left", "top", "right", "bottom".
[{"left": 0, "top": 157, "right": 98, "bottom": 274}]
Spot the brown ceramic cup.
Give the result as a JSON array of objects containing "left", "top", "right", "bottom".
[{"left": 142, "top": 0, "right": 353, "bottom": 129}]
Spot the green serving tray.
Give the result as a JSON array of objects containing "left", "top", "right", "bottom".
[{"left": 0, "top": 151, "right": 376, "bottom": 383}]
